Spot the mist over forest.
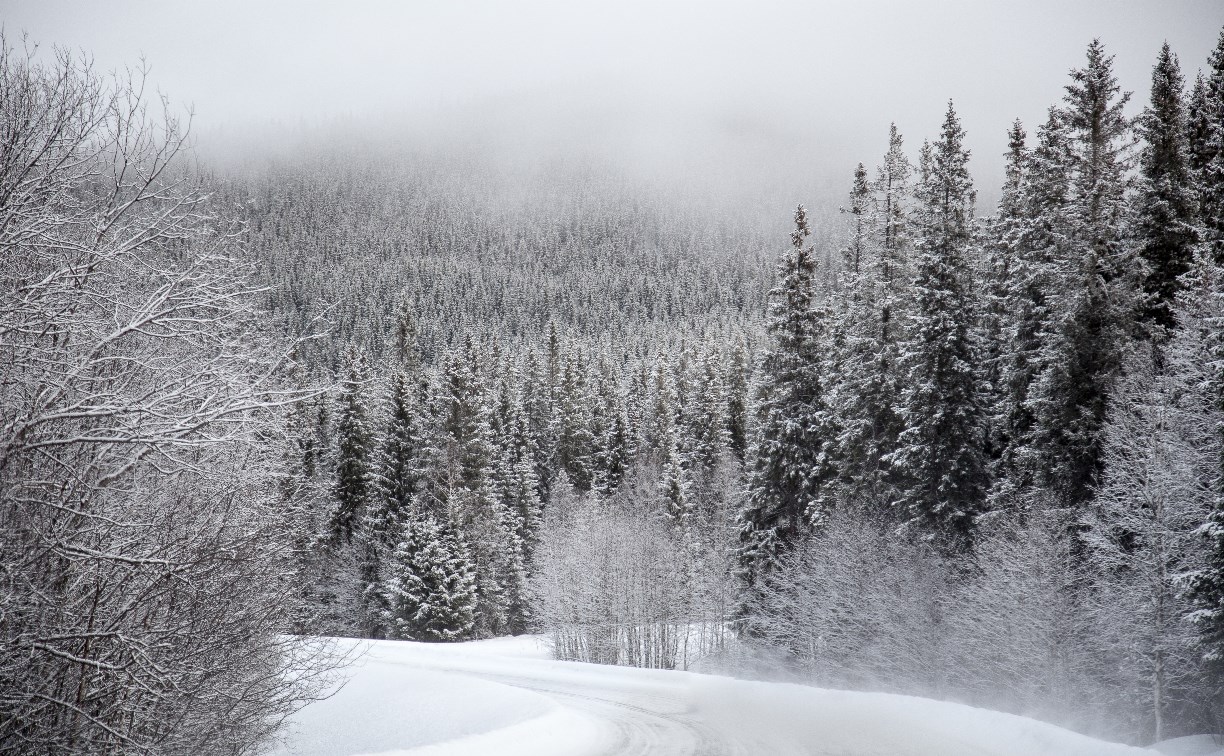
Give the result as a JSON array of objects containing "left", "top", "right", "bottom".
[{"left": 4, "top": 3, "right": 1224, "bottom": 755}]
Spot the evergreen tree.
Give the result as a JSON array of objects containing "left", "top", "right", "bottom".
[
  {"left": 1187, "top": 71, "right": 1212, "bottom": 184},
  {"left": 593, "top": 377, "right": 633, "bottom": 495},
  {"left": 827, "top": 128, "right": 918, "bottom": 517},
  {"left": 891, "top": 103, "right": 988, "bottom": 549},
  {"left": 843, "top": 163, "right": 872, "bottom": 280},
  {"left": 1194, "top": 31, "right": 1224, "bottom": 265},
  {"left": 382, "top": 514, "right": 478, "bottom": 642},
  {"left": 686, "top": 348, "right": 730, "bottom": 469},
  {"left": 552, "top": 354, "right": 595, "bottom": 491},
  {"left": 330, "top": 347, "right": 375, "bottom": 543},
  {"left": 660, "top": 435, "right": 693, "bottom": 530},
  {"left": 645, "top": 359, "right": 680, "bottom": 460},
  {"left": 419, "top": 349, "right": 522, "bottom": 636},
  {"left": 994, "top": 109, "right": 1074, "bottom": 503},
  {"left": 520, "top": 347, "right": 556, "bottom": 499},
  {"left": 724, "top": 339, "right": 750, "bottom": 461},
  {"left": 737, "top": 206, "right": 837, "bottom": 607},
  {"left": 375, "top": 369, "right": 424, "bottom": 525},
  {"left": 392, "top": 298, "right": 423, "bottom": 375},
  {"left": 981, "top": 120, "right": 1028, "bottom": 474},
  {"left": 1135, "top": 43, "right": 1198, "bottom": 330},
  {"left": 1026, "top": 40, "right": 1137, "bottom": 507},
  {"left": 876, "top": 123, "right": 915, "bottom": 316}
]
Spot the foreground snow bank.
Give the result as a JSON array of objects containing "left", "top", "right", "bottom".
[
  {"left": 266, "top": 637, "right": 608, "bottom": 756},
  {"left": 270, "top": 636, "right": 1160, "bottom": 756}
]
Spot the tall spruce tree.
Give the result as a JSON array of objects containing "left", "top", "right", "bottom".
[
  {"left": 831, "top": 160, "right": 903, "bottom": 516},
  {"left": 1135, "top": 43, "right": 1198, "bottom": 330},
  {"left": 891, "top": 103, "right": 988, "bottom": 549},
  {"left": 552, "top": 354, "right": 595, "bottom": 491},
  {"left": 375, "top": 370, "right": 424, "bottom": 525},
  {"left": 737, "top": 206, "right": 837, "bottom": 609},
  {"left": 687, "top": 348, "right": 730, "bottom": 469},
  {"left": 876, "top": 123, "right": 915, "bottom": 342},
  {"left": 725, "top": 339, "right": 751, "bottom": 461},
  {"left": 993, "top": 109, "right": 1074, "bottom": 504},
  {"left": 330, "top": 347, "right": 375, "bottom": 543},
  {"left": 981, "top": 120, "right": 1029, "bottom": 477},
  {"left": 1026, "top": 40, "right": 1137, "bottom": 507}
]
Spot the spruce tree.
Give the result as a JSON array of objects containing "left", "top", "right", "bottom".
[
  {"left": 1026, "top": 40, "right": 1137, "bottom": 507},
  {"left": 1194, "top": 30, "right": 1224, "bottom": 265},
  {"left": 1187, "top": 71, "right": 1212, "bottom": 184},
  {"left": 375, "top": 370, "right": 424, "bottom": 525},
  {"left": 520, "top": 347, "right": 556, "bottom": 499},
  {"left": 993, "top": 109, "right": 1073, "bottom": 504},
  {"left": 1135, "top": 43, "right": 1198, "bottom": 330},
  {"left": 382, "top": 514, "right": 478, "bottom": 642},
  {"left": 593, "top": 379, "right": 633, "bottom": 496},
  {"left": 645, "top": 359, "right": 679, "bottom": 461},
  {"left": 330, "top": 347, "right": 374, "bottom": 543},
  {"left": 891, "top": 103, "right": 988, "bottom": 549},
  {"left": 981, "top": 120, "right": 1028, "bottom": 475},
  {"left": 830, "top": 160, "right": 903, "bottom": 516},
  {"left": 877, "top": 123, "right": 915, "bottom": 313},
  {"left": 552, "top": 354, "right": 595, "bottom": 491},
  {"left": 686, "top": 348, "right": 730, "bottom": 469},
  {"left": 737, "top": 206, "right": 837, "bottom": 607},
  {"left": 724, "top": 339, "right": 750, "bottom": 461},
  {"left": 660, "top": 435, "right": 693, "bottom": 530}
]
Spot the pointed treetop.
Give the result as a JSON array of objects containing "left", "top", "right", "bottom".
[
  {"left": 1063, "top": 38, "right": 1131, "bottom": 138},
  {"left": 791, "top": 204, "right": 811, "bottom": 247},
  {"left": 1000, "top": 119, "right": 1028, "bottom": 215}
]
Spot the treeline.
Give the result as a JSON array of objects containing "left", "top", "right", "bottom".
[
  {"left": 286, "top": 312, "right": 752, "bottom": 646},
  {"left": 227, "top": 150, "right": 782, "bottom": 372},
  {"left": 738, "top": 38, "right": 1224, "bottom": 743}
]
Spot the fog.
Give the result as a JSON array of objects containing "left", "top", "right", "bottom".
[{"left": 7, "top": 0, "right": 1223, "bottom": 211}]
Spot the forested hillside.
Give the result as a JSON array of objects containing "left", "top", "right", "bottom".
[
  {"left": 228, "top": 152, "right": 783, "bottom": 369},
  {"left": 258, "top": 35, "right": 1224, "bottom": 746},
  {"left": 5, "top": 16, "right": 1224, "bottom": 755}
]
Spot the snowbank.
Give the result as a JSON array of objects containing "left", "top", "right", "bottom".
[{"left": 270, "top": 635, "right": 1163, "bottom": 755}]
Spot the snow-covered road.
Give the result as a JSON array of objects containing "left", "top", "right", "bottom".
[{"left": 270, "top": 637, "right": 1161, "bottom": 756}]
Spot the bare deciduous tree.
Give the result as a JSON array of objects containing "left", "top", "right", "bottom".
[{"left": 0, "top": 38, "right": 333, "bottom": 755}]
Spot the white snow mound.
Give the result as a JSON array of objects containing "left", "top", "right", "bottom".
[{"left": 270, "top": 636, "right": 1162, "bottom": 756}]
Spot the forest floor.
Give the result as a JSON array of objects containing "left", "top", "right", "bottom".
[{"left": 268, "top": 636, "right": 1193, "bottom": 756}]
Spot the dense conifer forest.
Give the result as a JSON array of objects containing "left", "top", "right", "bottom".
[{"left": 4, "top": 21, "right": 1224, "bottom": 754}]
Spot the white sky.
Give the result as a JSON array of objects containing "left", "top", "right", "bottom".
[{"left": 6, "top": 0, "right": 1223, "bottom": 209}]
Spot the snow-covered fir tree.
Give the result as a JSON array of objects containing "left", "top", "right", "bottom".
[
  {"left": 330, "top": 347, "right": 375, "bottom": 543},
  {"left": 737, "top": 206, "right": 838, "bottom": 611},
  {"left": 830, "top": 159, "right": 904, "bottom": 517},
  {"left": 1135, "top": 42, "right": 1199, "bottom": 331},
  {"left": 382, "top": 514, "right": 479, "bottom": 642},
  {"left": 890, "top": 103, "right": 988, "bottom": 550},
  {"left": 1025, "top": 40, "right": 1137, "bottom": 508}
]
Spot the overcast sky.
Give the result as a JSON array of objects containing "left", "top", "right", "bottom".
[{"left": 6, "top": 0, "right": 1224, "bottom": 209}]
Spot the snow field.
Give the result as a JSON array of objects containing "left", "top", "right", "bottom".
[{"left": 271, "top": 636, "right": 1171, "bottom": 756}]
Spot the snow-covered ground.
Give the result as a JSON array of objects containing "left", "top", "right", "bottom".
[{"left": 269, "top": 636, "right": 1171, "bottom": 756}]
